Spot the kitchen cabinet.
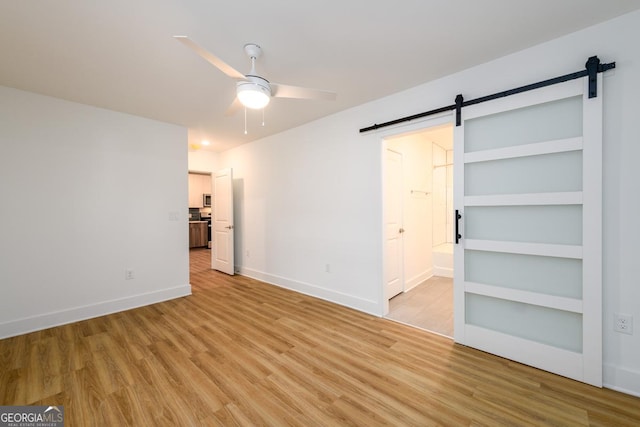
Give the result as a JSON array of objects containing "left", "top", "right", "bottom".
[
  {"left": 189, "top": 222, "right": 208, "bottom": 248},
  {"left": 188, "top": 173, "right": 202, "bottom": 208},
  {"left": 188, "top": 173, "right": 212, "bottom": 208},
  {"left": 200, "top": 175, "right": 212, "bottom": 201}
]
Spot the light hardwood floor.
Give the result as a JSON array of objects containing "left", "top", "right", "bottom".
[
  {"left": 387, "top": 276, "right": 453, "bottom": 337},
  {"left": 1, "top": 248, "right": 639, "bottom": 425}
]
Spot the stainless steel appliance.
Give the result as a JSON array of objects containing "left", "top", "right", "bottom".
[{"left": 201, "top": 213, "right": 212, "bottom": 248}]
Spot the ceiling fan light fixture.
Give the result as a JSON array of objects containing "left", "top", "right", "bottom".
[{"left": 237, "top": 78, "right": 271, "bottom": 109}]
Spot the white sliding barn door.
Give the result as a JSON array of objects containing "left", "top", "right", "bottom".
[{"left": 453, "top": 77, "right": 602, "bottom": 386}]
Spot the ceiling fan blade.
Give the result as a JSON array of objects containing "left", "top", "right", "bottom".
[
  {"left": 271, "top": 83, "right": 337, "bottom": 101},
  {"left": 225, "top": 98, "right": 243, "bottom": 116},
  {"left": 174, "top": 36, "right": 246, "bottom": 80}
]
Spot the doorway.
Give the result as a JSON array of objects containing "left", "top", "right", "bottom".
[
  {"left": 188, "top": 171, "right": 213, "bottom": 284},
  {"left": 383, "top": 121, "right": 454, "bottom": 338}
]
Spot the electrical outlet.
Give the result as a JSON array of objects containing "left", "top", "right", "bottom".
[
  {"left": 614, "top": 313, "right": 633, "bottom": 335},
  {"left": 325, "top": 264, "right": 331, "bottom": 273},
  {"left": 125, "top": 269, "right": 135, "bottom": 280}
]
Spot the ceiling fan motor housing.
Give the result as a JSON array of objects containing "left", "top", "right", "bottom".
[{"left": 244, "top": 43, "right": 263, "bottom": 60}]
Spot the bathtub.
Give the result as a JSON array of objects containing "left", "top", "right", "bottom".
[{"left": 433, "top": 242, "right": 453, "bottom": 278}]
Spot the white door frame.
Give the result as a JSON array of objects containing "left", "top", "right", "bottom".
[{"left": 380, "top": 113, "right": 454, "bottom": 316}]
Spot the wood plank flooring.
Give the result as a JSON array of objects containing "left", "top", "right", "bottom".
[
  {"left": 1, "top": 247, "right": 639, "bottom": 425},
  {"left": 387, "top": 276, "right": 453, "bottom": 337}
]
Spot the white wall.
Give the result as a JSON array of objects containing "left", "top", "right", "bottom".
[
  {"left": 0, "top": 86, "right": 191, "bottom": 338},
  {"left": 432, "top": 143, "right": 447, "bottom": 246},
  {"left": 217, "top": 10, "right": 640, "bottom": 396},
  {"left": 387, "top": 134, "right": 433, "bottom": 291},
  {"left": 219, "top": 117, "right": 382, "bottom": 313},
  {"left": 445, "top": 150, "right": 453, "bottom": 243},
  {"left": 188, "top": 150, "right": 219, "bottom": 174}
]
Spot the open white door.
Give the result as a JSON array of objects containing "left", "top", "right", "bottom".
[
  {"left": 384, "top": 149, "right": 404, "bottom": 300},
  {"left": 212, "top": 168, "right": 234, "bottom": 275},
  {"left": 453, "top": 77, "right": 602, "bottom": 386}
]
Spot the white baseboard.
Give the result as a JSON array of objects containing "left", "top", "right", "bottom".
[
  {"left": 404, "top": 269, "right": 433, "bottom": 292},
  {"left": 603, "top": 363, "right": 640, "bottom": 397},
  {"left": 434, "top": 266, "right": 453, "bottom": 278},
  {"left": 238, "top": 266, "right": 380, "bottom": 316},
  {"left": 0, "top": 285, "right": 192, "bottom": 340}
]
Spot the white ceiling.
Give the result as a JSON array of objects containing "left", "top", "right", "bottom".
[{"left": 1, "top": 1, "right": 638, "bottom": 152}]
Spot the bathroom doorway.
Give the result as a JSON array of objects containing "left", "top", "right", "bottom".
[{"left": 383, "top": 121, "right": 454, "bottom": 338}]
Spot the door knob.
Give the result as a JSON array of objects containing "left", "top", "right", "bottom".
[
  {"left": 225, "top": 225, "right": 234, "bottom": 230},
  {"left": 399, "top": 228, "right": 405, "bottom": 234}
]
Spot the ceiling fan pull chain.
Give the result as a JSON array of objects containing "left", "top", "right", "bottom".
[
  {"left": 262, "top": 108, "right": 265, "bottom": 127},
  {"left": 244, "top": 107, "right": 248, "bottom": 135}
]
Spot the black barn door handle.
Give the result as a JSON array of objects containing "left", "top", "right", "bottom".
[{"left": 455, "top": 210, "right": 462, "bottom": 244}]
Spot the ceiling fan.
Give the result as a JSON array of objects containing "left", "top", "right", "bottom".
[{"left": 174, "top": 36, "right": 337, "bottom": 113}]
